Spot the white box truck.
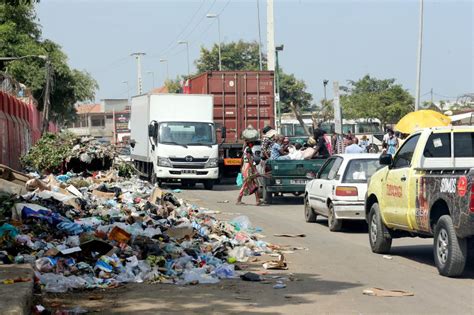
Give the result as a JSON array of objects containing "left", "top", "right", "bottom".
[{"left": 130, "top": 93, "right": 221, "bottom": 189}]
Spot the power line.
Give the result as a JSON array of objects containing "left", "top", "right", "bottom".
[{"left": 149, "top": 0, "right": 209, "bottom": 59}]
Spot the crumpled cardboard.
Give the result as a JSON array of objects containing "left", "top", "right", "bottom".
[{"left": 262, "top": 254, "right": 288, "bottom": 270}]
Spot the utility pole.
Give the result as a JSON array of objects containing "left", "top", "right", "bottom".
[
  {"left": 130, "top": 52, "right": 146, "bottom": 95},
  {"left": 256, "top": 0, "right": 263, "bottom": 71},
  {"left": 430, "top": 88, "right": 433, "bottom": 106},
  {"left": 414, "top": 0, "right": 424, "bottom": 111},
  {"left": 206, "top": 14, "right": 222, "bottom": 71},
  {"left": 275, "top": 45, "right": 284, "bottom": 132},
  {"left": 41, "top": 58, "right": 52, "bottom": 135},
  {"left": 178, "top": 41, "right": 190, "bottom": 77},
  {"left": 266, "top": 0, "right": 275, "bottom": 71},
  {"left": 160, "top": 59, "right": 169, "bottom": 81}
]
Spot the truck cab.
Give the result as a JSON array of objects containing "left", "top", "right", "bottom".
[
  {"left": 130, "top": 94, "right": 219, "bottom": 189},
  {"left": 365, "top": 126, "right": 474, "bottom": 277}
]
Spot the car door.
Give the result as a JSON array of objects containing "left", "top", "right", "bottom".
[
  {"left": 320, "top": 157, "right": 344, "bottom": 214},
  {"left": 311, "top": 158, "right": 336, "bottom": 213},
  {"left": 383, "top": 134, "right": 421, "bottom": 228}
]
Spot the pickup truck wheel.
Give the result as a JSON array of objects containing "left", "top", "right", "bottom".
[
  {"left": 304, "top": 196, "right": 317, "bottom": 222},
  {"left": 328, "top": 203, "right": 342, "bottom": 232},
  {"left": 263, "top": 186, "right": 272, "bottom": 205},
  {"left": 433, "top": 215, "right": 467, "bottom": 277},
  {"left": 368, "top": 203, "right": 392, "bottom": 253}
]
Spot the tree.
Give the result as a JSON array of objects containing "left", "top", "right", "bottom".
[
  {"left": 195, "top": 40, "right": 264, "bottom": 72},
  {"left": 195, "top": 40, "right": 313, "bottom": 113},
  {"left": 340, "top": 75, "right": 413, "bottom": 128},
  {"left": 0, "top": 3, "right": 98, "bottom": 125},
  {"left": 278, "top": 71, "right": 313, "bottom": 113}
]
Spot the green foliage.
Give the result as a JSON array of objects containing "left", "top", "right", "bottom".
[
  {"left": 164, "top": 77, "right": 183, "bottom": 93},
  {"left": 21, "top": 132, "right": 76, "bottom": 173},
  {"left": 195, "top": 40, "right": 312, "bottom": 114},
  {"left": 314, "top": 99, "right": 334, "bottom": 122},
  {"left": 278, "top": 71, "right": 313, "bottom": 113},
  {"left": 116, "top": 162, "right": 136, "bottom": 178},
  {"left": 340, "top": 75, "right": 413, "bottom": 127},
  {"left": 0, "top": 3, "right": 98, "bottom": 125},
  {"left": 195, "top": 40, "right": 264, "bottom": 72}
]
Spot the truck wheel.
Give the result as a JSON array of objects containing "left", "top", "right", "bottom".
[
  {"left": 203, "top": 180, "right": 214, "bottom": 190},
  {"left": 304, "top": 196, "right": 317, "bottom": 223},
  {"left": 433, "top": 215, "right": 467, "bottom": 277},
  {"left": 328, "top": 203, "right": 342, "bottom": 232},
  {"left": 368, "top": 203, "right": 392, "bottom": 253},
  {"left": 262, "top": 186, "right": 272, "bottom": 205}
]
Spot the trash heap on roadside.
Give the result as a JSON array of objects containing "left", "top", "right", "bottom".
[
  {"left": 0, "top": 169, "right": 281, "bottom": 293},
  {"left": 21, "top": 133, "right": 116, "bottom": 174}
]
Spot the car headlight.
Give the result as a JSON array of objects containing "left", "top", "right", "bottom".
[
  {"left": 205, "top": 158, "right": 218, "bottom": 168},
  {"left": 158, "top": 157, "right": 172, "bottom": 167}
]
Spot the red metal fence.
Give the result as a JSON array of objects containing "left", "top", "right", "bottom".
[{"left": 0, "top": 90, "right": 55, "bottom": 170}]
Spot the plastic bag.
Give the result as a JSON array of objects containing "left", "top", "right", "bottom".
[
  {"left": 179, "top": 268, "right": 220, "bottom": 284},
  {"left": 228, "top": 246, "right": 252, "bottom": 262},
  {"left": 231, "top": 215, "right": 252, "bottom": 231},
  {"left": 213, "top": 264, "right": 235, "bottom": 279},
  {"left": 236, "top": 173, "right": 243, "bottom": 187}
]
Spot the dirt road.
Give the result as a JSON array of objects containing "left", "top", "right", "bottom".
[{"left": 43, "top": 183, "right": 474, "bottom": 314}]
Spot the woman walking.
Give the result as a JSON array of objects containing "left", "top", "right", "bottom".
[{"left": 236, "top": 140, "right": 263, "bottom": 206}]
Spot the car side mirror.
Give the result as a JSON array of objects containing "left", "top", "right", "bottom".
[
  {"left": 379, "top": 154, "right": 393, "bottom": 166},
  {"left": 130, "top": 140, "right": 136, "bottom": 149},
  {"left": 221, "top": 126, "right": 227, "bottom": 139}
]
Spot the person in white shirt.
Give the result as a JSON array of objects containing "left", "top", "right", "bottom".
[
  {"left": 289, "top": 143, "right": 304, "bottom": 160},
  {"left": 345, "top": 137, "right": 365, "bottom": 154}
]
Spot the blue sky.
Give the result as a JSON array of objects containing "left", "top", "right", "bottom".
[{"left": 36, "top": 0, "right": 473, "bottom": 103}]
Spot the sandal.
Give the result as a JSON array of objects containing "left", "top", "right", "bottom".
[
  {"left": 235, "top": 201, "right": 246, "bottom": 205},
  {"left": 256, "top": 202, "right": 267, "bottom": 206}
]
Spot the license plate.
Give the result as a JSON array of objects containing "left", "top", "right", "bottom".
[
  {"left": 182, "top": 170, "right": 196, "bottom": 174},
  {"left": 290, "top": 179, "right": 308, "bottom": 185},
  {"left": 224, "top": 158, "right": 242, "bottom": 166}
]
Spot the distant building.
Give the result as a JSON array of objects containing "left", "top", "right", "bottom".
[{"left": 66, "top": 99, "right": 130, "bottom": 144}]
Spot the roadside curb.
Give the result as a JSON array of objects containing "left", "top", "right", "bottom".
[{"left": 0, "top": 264, "right": 34, "bottom": 315}]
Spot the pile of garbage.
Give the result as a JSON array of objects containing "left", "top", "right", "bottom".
[
  {"left": 21, "top": 133, "right": 115, "bottom": 174},
  {"left": 0, "top": 170, "right": 278, "bottom": 293}
]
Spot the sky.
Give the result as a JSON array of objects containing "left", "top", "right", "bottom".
[{"left": 36, "top": 0, "right": 473, "bottom": 104}]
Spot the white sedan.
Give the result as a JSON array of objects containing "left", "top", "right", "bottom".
[{"left": 304, "top": 154, "right": 382, "bottom": 231}]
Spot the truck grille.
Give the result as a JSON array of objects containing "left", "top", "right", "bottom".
[
  {"left": 169, "top": 157, "right": 208, "bottom": 163},
  {"left": 171, "top": 163, "right": 206, "bottom": 169}
]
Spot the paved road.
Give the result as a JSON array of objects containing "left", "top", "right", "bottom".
[{"left": 44, "top": 183, "right": 474, "bottom": 314}]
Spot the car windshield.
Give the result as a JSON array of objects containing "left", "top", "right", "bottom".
[
  {"left": 158, "top": 122, "right": 216, "bottom": 145},
  {"left": 342, "top": 159, "right": 382, "bottom": 183}
]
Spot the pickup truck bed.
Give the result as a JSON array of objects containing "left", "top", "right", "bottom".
[{"left": 262, "top": 159, "right": 326, "bottom": 204}]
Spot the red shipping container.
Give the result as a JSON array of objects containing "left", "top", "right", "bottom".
[{"left": 187, "top": 71, "right": 275, "bottom": 172}]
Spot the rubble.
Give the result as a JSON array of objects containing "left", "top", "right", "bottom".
[
  {"left": 0, "top": 169, "right": 280, "bottom": 293},
  {"left": 21, "top": 133, "right": 115, "bottom": 174}
]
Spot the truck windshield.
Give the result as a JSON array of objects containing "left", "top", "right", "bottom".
[{"left": 158, "top": 122, "right": 216, "bottom": 146}]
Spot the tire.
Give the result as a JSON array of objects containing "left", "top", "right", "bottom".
[
  {"left": 328, "top": 203, "right": 342, "bottom": 232},
  {"left": 368, "top": 203, "right": 392, "bottom": 253},
  {"left": 262, "top": 185, "right": 273, "bottom": 204},
  {"left": 433, "top": 215, "right": 467, "bottom": 277},
  {"left": 203, "top": 180, "right": 214, "bottom": 190},
  {"left": 304, "top": 196, "right": 317, "bottom": 223}
]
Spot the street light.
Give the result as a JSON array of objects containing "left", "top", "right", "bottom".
[
  {"left": 122, "top": 81, "right": 130, "bottom": 101},
  {"left": 0, "top": 55, "right": 48, "bottom": 61},
  {"left": 146, "top": 71, "right": 155, "bottom": 90},
  {"left": 159, "top": 59, "right": 169, "bottom": 81},
  {"left": 323, "top": 80, "right": 329, "bottom": 102},
  {"left": 177, "top": 40, "right": 190, "bottom": 77},
  {"left": 275, "top": 45, "right": 284, "bottom": 132},
  {"left": 206, "top": 13, "right": 222, "bottom": 71}
]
